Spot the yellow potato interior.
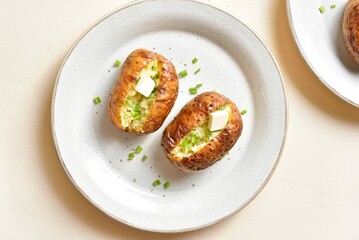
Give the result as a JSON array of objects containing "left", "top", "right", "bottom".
[
  {"left": 120, "top": 60, "right": 160, "bottom": 131},
  {"left": 171, "top": 106, "right": 231, "bottom": 158}
]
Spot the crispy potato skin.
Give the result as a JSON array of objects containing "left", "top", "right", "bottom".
[
  {"left": 342, "top": 0, "right": 359, "bottom": 64},
  {"left": 108, "top": 49, "right": 179, "bottom": 134},
  {"left": 161, "top": 92, "right": 243, "bottom": 173}
]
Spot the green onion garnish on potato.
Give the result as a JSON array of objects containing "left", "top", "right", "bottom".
[
  {"left": 133, "top": 113, "right": 142, "bottom": 120},
  {"left": 181, "top": 138, "right": 190, "bottom": 147}
]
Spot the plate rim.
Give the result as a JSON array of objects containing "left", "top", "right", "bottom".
[
  {"left": 286, "top": 0, "right": 359, "bottom": 108},
  {"left": 51, "top": 0, "right": 288, "bottom": 232}
]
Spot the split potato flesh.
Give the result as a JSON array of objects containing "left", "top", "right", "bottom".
[
  {"left": 108, "top": 49, "right": 179, "bottom": 134},
  {"left": 161, "top": 92, "right": 243, "bottom": 173}
]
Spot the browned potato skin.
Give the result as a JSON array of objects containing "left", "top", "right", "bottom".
[
  {"left": 108, "top": 49, "right": 179, "bottom": 134},
  {"left": 161, "top": 92, "right": 243, "bottom": 173},
  {"left": 342, "top": 0, "right": 359, "bottom": 64}
]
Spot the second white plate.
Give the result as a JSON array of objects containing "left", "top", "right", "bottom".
[
  {"left": 52, "top": 0, "right": 287, "bottom": 232},
  {"left": 287, "top": 0, "right": 359, "bottom": 107}
]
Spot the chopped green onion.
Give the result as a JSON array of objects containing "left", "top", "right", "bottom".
[
  {"left": 114, "top": 60, "right": 121, "bottom": 67},
  {"left": 181, "top": 138, "right": 190, "bottom": 147},
  {"left": 330, "top": 4, "right": 336, "bottom": 9},
  {"left": 241, "top": 109, "right": 247, "bottom": 115},
  {"left": 152, "top": 179, "right": 161, "bottom": 187},
  {"left": 135, "top": 76, "right": 141, "bottom": 84},
  {"left": 135, "top": 146, "right": 143, "bottom": 154},
  {"left": 142, "top": 155, "right": 148, "bottom": 161},
  {"left": 194, "top": 68, "right": 201, "bottom": 75},
  {"left": 153, "top": 73, "right": 159, "bottom": 80},
  {"left": 125, "top": 98, "right": 133, "bottom": 106},
  {"left": 192, "top": 58, "right": 198, "bottom": 64},
  {"left": 128, "top": 152, "right": 135, "bottom": 160},
  {"left": 189, "top": 87, "right": 198, "bottom": 94},
  {"left": 319, "top": 6, "right": 325, "bottom": 13},
  {"left": 93, "top": 96, "right": 101, "bottom": 104},
  {"left": 132, "top": 105, "right": 140, "bottom": 112},
  {"left": 133, "top": 113, "right": 142, "bottom": 120},
  {"left": 185, "top": 144, "right": 191, "bottom": 153},
  {"left": 191, "top": 136, "right": 200, "bottom": 144},
  {"left": 189, "top": 83, "right": 202, "bottom": 95},
  {"left": 179, "top": 70, "right": 188, "bottom": 78},
  {"left": 131, "top": 104, "right": 141, "bottom": 119},
  {"left": 164, "top": 181, "right": 170, "bottom": 189}
]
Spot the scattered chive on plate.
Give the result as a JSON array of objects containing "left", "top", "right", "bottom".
[
  {"left": 189, "top": 83, "right": 202, "bottom": 94},
  {"left": 135, "top": 146, "right": 143, "bottom": 154},
  {"left": 128, "top": 152, "right": 135, "bottom": 160},
  {"left": 93, "top": 96, "right": 101, "bottom": 104},
  {"left": 319, "top": 6, "right": 325, "bottom": 13},
  {"left": 189, "top": 87, "right": 198, "bottom": 94},
  {"left": 152, "top": 179, "right": 161, "bottom": 187},
  {"left": 114, "top": 60, "right": 121, "bottom": 67},
  {"left": 179, "top": 70, "right": 188, "bottom": 78},
  {"left": 164, "top": 181, "right": 170, "bottom": 189}
]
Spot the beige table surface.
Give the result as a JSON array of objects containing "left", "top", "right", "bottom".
[{"left": 1, "top": 0, "right": 359, "bottom": 239}]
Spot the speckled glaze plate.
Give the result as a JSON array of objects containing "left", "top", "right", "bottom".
[
  {"left": 287, "top": 0, "right": 359, "bottom": 107},
  {"left": 52, "top": 0, "right": 287, "bottom": 232}
]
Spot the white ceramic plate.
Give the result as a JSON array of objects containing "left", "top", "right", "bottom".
[
  {"left": 287, "top": 0, "right": 359, "bottom": 107},
  {"left": 52, "top": 0, "right": 287, "bottom": 232}
]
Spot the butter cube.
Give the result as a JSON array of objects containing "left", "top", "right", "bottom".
[
  {"left": 135, "top": 76, "right": 155, "bottom": 97},
  {"left": 208, "top": 109, "right": 229, "bottom": 131}
]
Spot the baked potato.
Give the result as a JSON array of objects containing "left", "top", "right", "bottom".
[
  {"left": 342, "top": 0, "right": 359, "bottom": 64},
  {"left": 108, "top": 49, "right": 179, "bottom": 134},
  {"left": 161, "top": 92, "right": 243, "bottom": 173}
]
